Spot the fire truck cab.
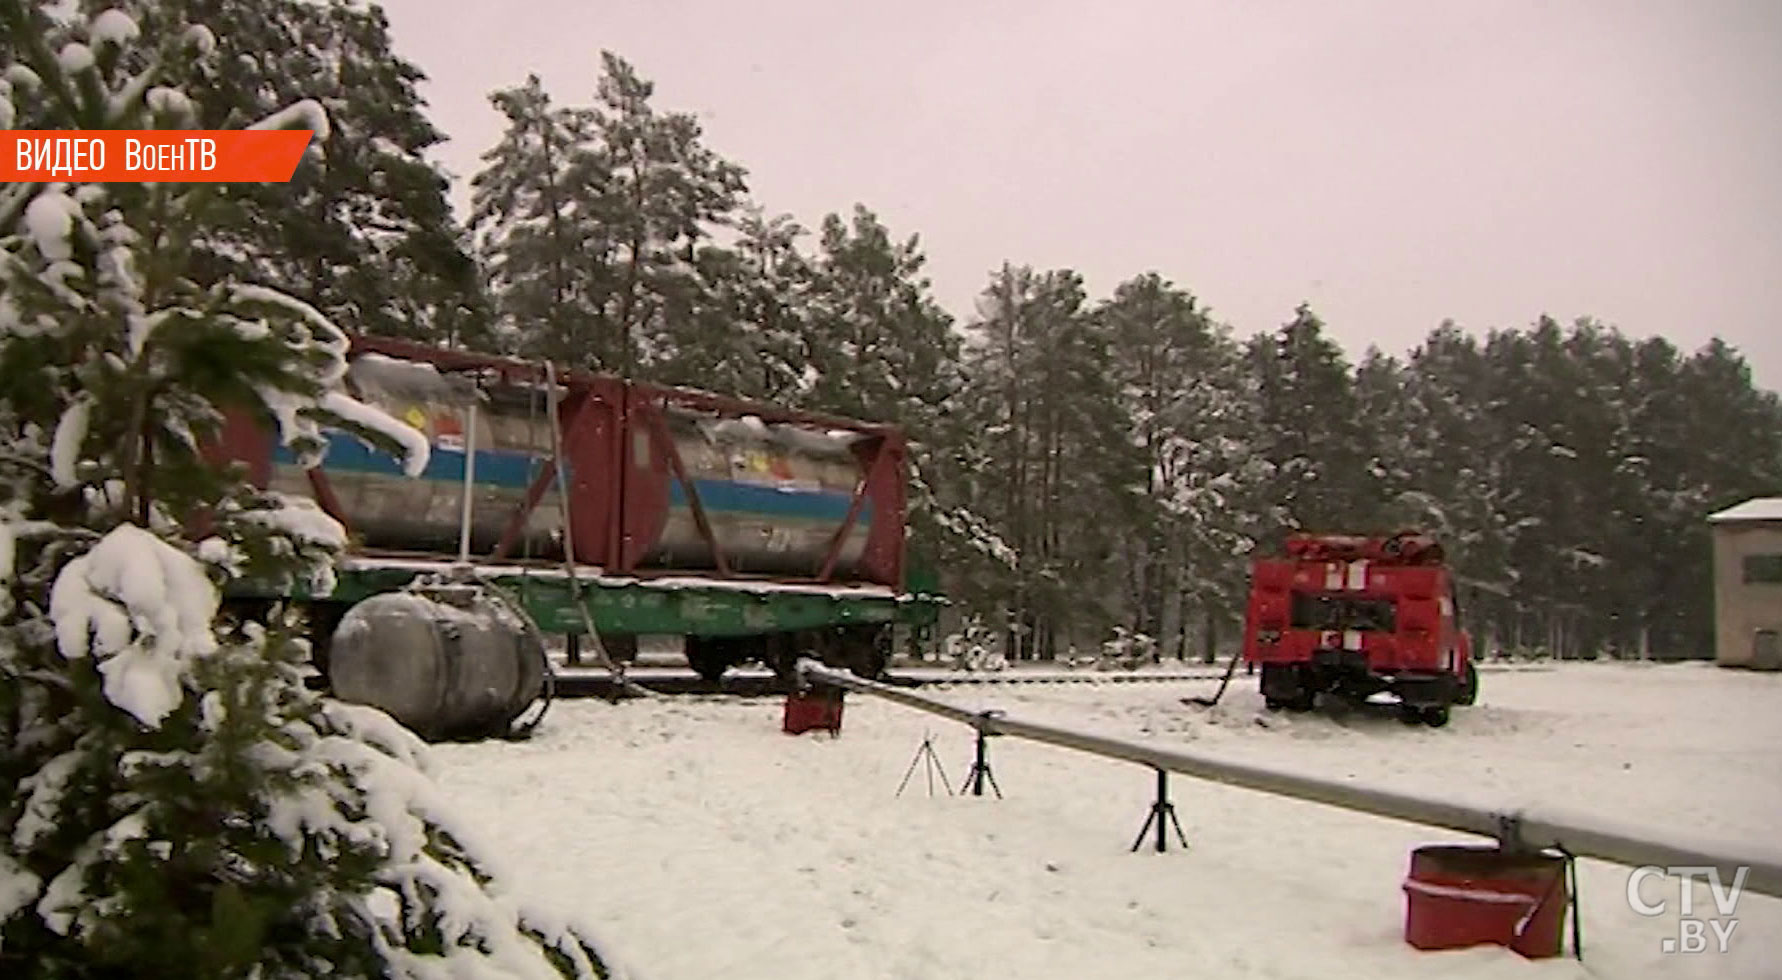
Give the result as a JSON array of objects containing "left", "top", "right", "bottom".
[{"left": 1240, "top": 531, "right": 1477, "bottom": 727}]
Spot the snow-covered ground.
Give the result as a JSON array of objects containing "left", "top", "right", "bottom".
[{"left": 431, "top": 662, "right": 1782, "bottom": 979}]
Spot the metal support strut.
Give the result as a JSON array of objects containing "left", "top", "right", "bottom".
[
  {"left": 1498, "top": 812, "right": 1584, "bottom": 960},
  {"left": 794, "top": 661, "right": 1782, "bottom": 903},
  {"left": 961, "top": 711, "right": 1003, "bottom": 798},
  {"left": 1131, "top": 767, "right": 1189, "bottom": 853}
]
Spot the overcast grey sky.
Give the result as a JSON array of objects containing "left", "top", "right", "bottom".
[{"left": 375, "top": 0, "right": 1782, "bottom": 390}]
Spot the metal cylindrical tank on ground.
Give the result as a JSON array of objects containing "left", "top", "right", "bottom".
[{"left": 327, "top": 589, "right": 545, "bottom": 741}]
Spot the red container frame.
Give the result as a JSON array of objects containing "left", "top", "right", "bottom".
[{"left": 208, "top": 334, "right": 911, "bottom": 590}]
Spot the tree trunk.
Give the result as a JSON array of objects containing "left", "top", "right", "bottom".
[
  {"left": 1202, "top": 607, "right": 1218, "bottom": 664},
  {"left": 534, "top": 110, "right": 574, "bottom": 361},
  {"left": 1175, "top": 591, "right": 1192, "bottom": 662}
]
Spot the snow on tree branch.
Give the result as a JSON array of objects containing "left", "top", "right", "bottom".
[
  {"left": 49, "top": 393, "right": 91, "bottom": 489},
  {"left": 88, "top": 9, "right": 140, "bottom": 48},
  {"left": 47, "top": 524, "right": 220, "bottom": 728},
  {"left": 23, "top": 187, "right": 81, "bottom": 263},
  {"left": 0, "top": 521, "right": 14, "bottom": 590},
  {"left": 248, "top": 97, "right": 331, "bottom": 139},
  {"left": 235, "top": 493, "right": 347, "bottom": 552},
  {"left": 320, "top": 391, "right": 432, "bottom": 478},
  {"left": 0, "top": 852, "right": 41, "bottom": 926},
  {"left": 0, "top": 5, "right": 617, "bottom": 976}
]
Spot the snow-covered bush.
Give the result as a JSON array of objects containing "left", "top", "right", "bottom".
[
  {"left": 0, "top": 3, "right": 615, "bottom": 976},
  {"left": 941, "top": 616, "right": 1006, "bottom": 672},
  {"left": 1097, "top": 627, "right": 1155, "bottom": 671}
]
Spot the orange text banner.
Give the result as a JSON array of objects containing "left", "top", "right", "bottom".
[{"left": 1, "top": 130, "right": 316, "bottom": 182}]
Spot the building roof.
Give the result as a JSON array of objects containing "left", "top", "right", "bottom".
[{"left": 1708, "top": 497, "right": 1782, "bottom": 524}]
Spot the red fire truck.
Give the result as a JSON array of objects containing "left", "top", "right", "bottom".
[{"left": 1240, "top": 531, "right": 1478, "bottom": 727}]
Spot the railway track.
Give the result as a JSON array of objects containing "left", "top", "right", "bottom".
[{"left": 547, "top": 662, "right": 1557, "bottom": 700}]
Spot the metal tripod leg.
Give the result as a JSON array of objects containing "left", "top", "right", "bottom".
[
  {"left": 896, "top": 732, "right": 954, "bottom": 798},
  {"left": 1131, "top": 768, "right": 1189, "bottom": 853},
  {"left": 960, "top": 721, "right": 1003, "bottom": 799}
]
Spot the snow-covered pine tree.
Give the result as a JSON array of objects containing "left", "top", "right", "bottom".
[
  {"left": 0, "top": 4, "right": 616, "bottom": 977},
  {"left": 801, "top": 206, "right": 959, "bottom": 430},
  {"left": 583, "top": 51, "right": 748, "bottom": 377},
  {"left": 660, "top": 206, "right": 811, "bottom": 401},
  {"left": 16, "top": 0, "right": 497, "bottom": 350},
  {"left": 794, "top": 205, "right": 985, "bottom": 616},
  {"left": 1097, "top": 275, "right": 1269, "bottom": 660},
  {"left": 1245, "top": 303, "right": 1376, "bottom": 545},
  {"left": 470, "top": 74, "right": 605, "bottom": 362},
  {"left": 957, "top": 264, "right": 1131, "bottom": 659}
]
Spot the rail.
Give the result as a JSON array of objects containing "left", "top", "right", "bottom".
[{"left": 796, "top": 660, "right": 1782, "bottom": 901}]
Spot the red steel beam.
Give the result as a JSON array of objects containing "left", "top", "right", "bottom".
[
  {"left": 346, "top": 334, "right": 566, "bottom": 386},
  {"left": 816, "top": 437, "right": 887, "bottom": 583},
  {"left": 641, "top": 397, "right": 731, "bottom": 577},
  {"left": 493, "top": 458, "right": 558, "bottom": 561},
  {"left": 305, "top": 468, "right": 349, "bottom": 532},
  {"left": 636, "top": 380, "right": 900, "bottom": 437},
  {"left": 490, "top": 387, "right": 601, "bottom": 561},
  {"left": 345, "top": 334, "right": 900, "bottom": 439}
]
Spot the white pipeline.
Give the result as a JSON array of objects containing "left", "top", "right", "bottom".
[{"left": 796, "top": 660, "right": 1782, "bottom": 901}]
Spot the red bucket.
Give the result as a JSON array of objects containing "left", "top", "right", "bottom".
[
  {"left": 1403, "top": 845, "right": 1568, "bottom": 958},
  {"left": 782, "top": 689, "right": 844, "bottom": 736}
]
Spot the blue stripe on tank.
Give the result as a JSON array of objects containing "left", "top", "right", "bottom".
[
  {"left": 276, "top": 434, "right": 871, "bottom": 525},
  {"left": 272, "top": 437, "right": 548, "bottom": 490},
  {"left": 669, "top": 479, "right": 872, "bottom": 525}
]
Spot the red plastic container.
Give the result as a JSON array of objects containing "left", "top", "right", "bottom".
[
  {"left": 1403, "top": 845, "right": 1568, "bottom": 958},
  {"left": 782, "top": 690, "right": 844, "bottom": 736}
]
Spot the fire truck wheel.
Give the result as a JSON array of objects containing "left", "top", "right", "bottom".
[
  {"left": 1398, "top": 704, "right": 1423, "bottom": 726},
  {"left": 1456, "top": 662, "right": 1479, "bottom": 706}
]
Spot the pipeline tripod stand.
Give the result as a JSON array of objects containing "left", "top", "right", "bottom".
[
  {"left": 896, "top": 730, "right": 954, "bottom": 798},
  {"left": 1131, "top": 767, "right": 1189, "bottom": 853}
]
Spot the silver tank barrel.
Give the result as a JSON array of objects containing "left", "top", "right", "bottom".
[
  {"left": 274, "top": 354, "right": 882, "bottom": 580},
  {"left": 639, "top": 409, "right": 875, "bottom": 579},
  {"left": 267, "top": 353, "right": 568, "bottom": 558}
]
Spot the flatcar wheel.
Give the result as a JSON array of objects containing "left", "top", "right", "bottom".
[
  {"left": 690, "top": 659, "right": 727, "bottom": 683},
  {"left": 1398, "top": 704, "right": 1423, "bottom": 726},
  {"left": 684, "top": 638, "right": 730, "bottom": 683},
  {"left": 758, "top": 633, "right": 799, "bottom": 685},
  {"left": 1420, "top": 706, "right": 1451, "bottom": 728},
  {"left": 840, "top": 625, "right": 891, "bottom": 680},
  {"left": 600, "top": 632, "right": 640, "bottom": 665}
]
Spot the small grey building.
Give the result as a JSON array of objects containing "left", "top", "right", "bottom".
[{"left": 1708, "top": 497, "right": 1782, "bottom": 670}]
